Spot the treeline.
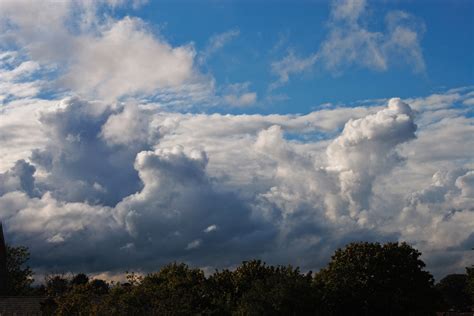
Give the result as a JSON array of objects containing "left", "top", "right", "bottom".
[{"left": 5, "top": 242, "right": 474, "bottom": 315}]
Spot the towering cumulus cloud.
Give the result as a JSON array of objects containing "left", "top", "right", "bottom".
[
  {"left": 327, "top": 98, "right": 417, "bottom": 219},
  {"left": 1, "top": 93, "right": 472, "bottom": 278}
]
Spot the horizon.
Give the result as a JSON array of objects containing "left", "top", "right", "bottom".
[{"left": 0, "top": 0, "right": 473, "bottom": 281}]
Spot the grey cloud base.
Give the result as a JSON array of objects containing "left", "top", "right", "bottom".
[{"left": 0, "top": 94, "right": 473, "bottom": 279}]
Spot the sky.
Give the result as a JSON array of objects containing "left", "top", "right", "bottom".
[{"left": 0, "top": 0, "right": 473, "bottom": 280}]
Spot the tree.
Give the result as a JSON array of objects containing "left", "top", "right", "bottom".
[
  {"left": 314, "top": 242, "right": 438, "bottom": 316},
  {"left": 467, "top": 265, "right": 474, "bottom": 303},
  {"left": 5, "top": 244, "right": 33, "bottom": 295},
  {"left": 70, "top": 273, "right": 89, "bottom": 286},
  {"left": 436, "top": 274, "right": 471, "bottom": 311},
  {"left": 53, "top": 283, "right": 97, "bottom": 316},
  {"left": 97, "top": 264, "right": 211, "bottom": 315},
  {"left": 139, "top": 262, "right": 210, "bottom": 315},
  {"left": 89, "top": 278, "right": 109, "bottom": 295},
  {"left": 49, "top": 275, "right": 111, "bottom": 315},
  {"left": 209, "top": 260, "right": 317, "bottom": 315},
  {"left": 45, "top": 274, "right": 69, "bottom": 297}
]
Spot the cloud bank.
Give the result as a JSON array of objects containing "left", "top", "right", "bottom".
[{"left": 0, "top": 89, "right": 472, "bottom": 278}]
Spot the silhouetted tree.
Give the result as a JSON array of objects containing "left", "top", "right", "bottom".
[
  {"left": 140, "top": 262, "right": 210, "bottom": 315},
  {"left": 5, "top": 244, "right": 33, "bottom": 295},
  {"left": 96, "top": 264, "right": 210, "bottom": 315},
  {"left": 209, "top": 260, "right": 317, "bottom": 315},
  {"left": 45, "top": 274, "right": 69, "bottom": 297},
  {"left": 437, "top": 274, "right": 472, "bottom": 311},
  {"left": 314, "top": 242, "right": 438, "bottom": 316},
  {"left": 89, "top": 278, "right": 109, "bottom": 295},
  {"left": 70, "top": 273, "right": 89, "bottom": 286},
  {"left": 467, "top": 265, "right": 474, "bottom": 303},
  {"left": 54, "top": 283, "right": 97, "bottom": 316},
  {"left": 7, "top": 242, "right": 456, "bottom": 315},
  {"left": 52, "top": 276, "right": 110, "bottom": 315}
]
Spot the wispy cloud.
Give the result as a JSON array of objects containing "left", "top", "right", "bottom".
[
  {"left": 270, "top": 51, "right": 318, "bottom": 90},
  {"left": 270, "top": 0, "right": 426, "bottom": 88},
  {"left": 199, "top": 29, "right": 240, "bottom": 64},
  {"left": 222, "top": 82, "right": 258, "bottom": 107}
]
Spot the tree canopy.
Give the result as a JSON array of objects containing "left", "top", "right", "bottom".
[
  {"left": 467, "top": 265, "right": 474, "bottom": 303},
  {"left": 314, "top": 242, "right": 438, "bottom": 315},
  {"left": 436, "top": 274, "right": 472, "bottom": 311},
  {"left": 5, "top": 244, "right": 33, "bottom": 295},
  {"left": 3, "top": 241, "right": 471, "bottom": 315}
]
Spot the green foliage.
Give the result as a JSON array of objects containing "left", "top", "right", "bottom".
[
  {"left": 436, "top": 274, "right": 472, "bottom": 311},
  {"left": 314, "top": 242, "right": 438, "bottom": 316},
  {"left": 5, "top": 244, "right": 33, "bottom": 295},
  {"left": 209, "top": 260, "right": 316, "bottom": 315},
  {"left": 56, "top": 264, "right": 210, "bottom": 315},
  {"left": 137, "top": 262, "right": 210, "bottom": 315},
  {"left": 6, "top": 241, "right": 467, "bottom": 315},
  {"left": 49, "top": 275, "right": 111, "bottom": 316},
  {"left": 54, "top": 284, "right": 98, "bottom": 316}
]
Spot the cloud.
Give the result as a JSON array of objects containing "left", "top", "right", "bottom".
[
  {"left": 331, "top": 0, "right": 366, "bottom": 22},
  {"left": 456, "top": 171, "right": 474, "bottom": 198},
  {"left": 0, "top": 52, "right": 45, "bottom": 103},
  {"left": 270, "top": 0, "right": 426, "bottom": 87},
  {"left": 62, "top": 17, "right": 196, "bottom": 101},
  {"left": 0, "top": 89, "right": 473, "bottom": 278},
  {"left": 101, "top": 104, "right": 155, "bottom": 147},
  {"left": 222, "top": 82, "right": 258, "bottom": 107},
  {"left": 199, "top": 29, "right": 240, "bottom": 64},
  {"left": 224, "top": 92, "right": 257, "bottom": 107},
  {"left": 29, "top": 97, "right": 146, "bottom": 206},
  {"left": 186, "top": 239, "right": 202, "bottom": 250},
  {"left": 395, "top": 168, "right": 474, "bottom": 275},
  {"left": 270, "top": 52, "right": 318, "bottom": 89},
  {"left": 0, "top": 97, "right": 56, "bottom": 171},
  {"left": 0, "top": 1, "right": 201, "bottom": 102},
  {"left": 204, "top": 225, "right": 218, "bottom": 233},
  {"left": 463, "top": 98, "right": 474, "bottom": 106},
  {"left": 326, "top": 98, "right": 417, "bottom": 218},
  {"left": 321, "top": 1, "right": 425, "bottom": 74},
  {"left": 0, "top": 160, "right": 37, "bottom": 197}
]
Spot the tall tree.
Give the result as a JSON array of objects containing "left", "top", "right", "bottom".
[
  {"left": 314, "top": 242, "right": 438, "bottom": 316},
  {"left": 436, "top": 274, "right": 472, "bottom": 311},
  {"left": 467, "top": 265, "right": 474, "bottom": 303},
  {"left": 5, "top": 244, "right": 34, "bottom": 295}
]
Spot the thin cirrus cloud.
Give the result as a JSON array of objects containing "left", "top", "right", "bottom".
[{"left": 199, "top": 28, "right": 240, "bottom": 64}]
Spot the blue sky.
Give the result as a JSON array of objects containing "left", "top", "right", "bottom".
[
  {"left": 0, "top": 0, "right": 473, "bottom": 279},
  {"left": 119, "top": 0, "right": 474, "bottom": 114}
]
